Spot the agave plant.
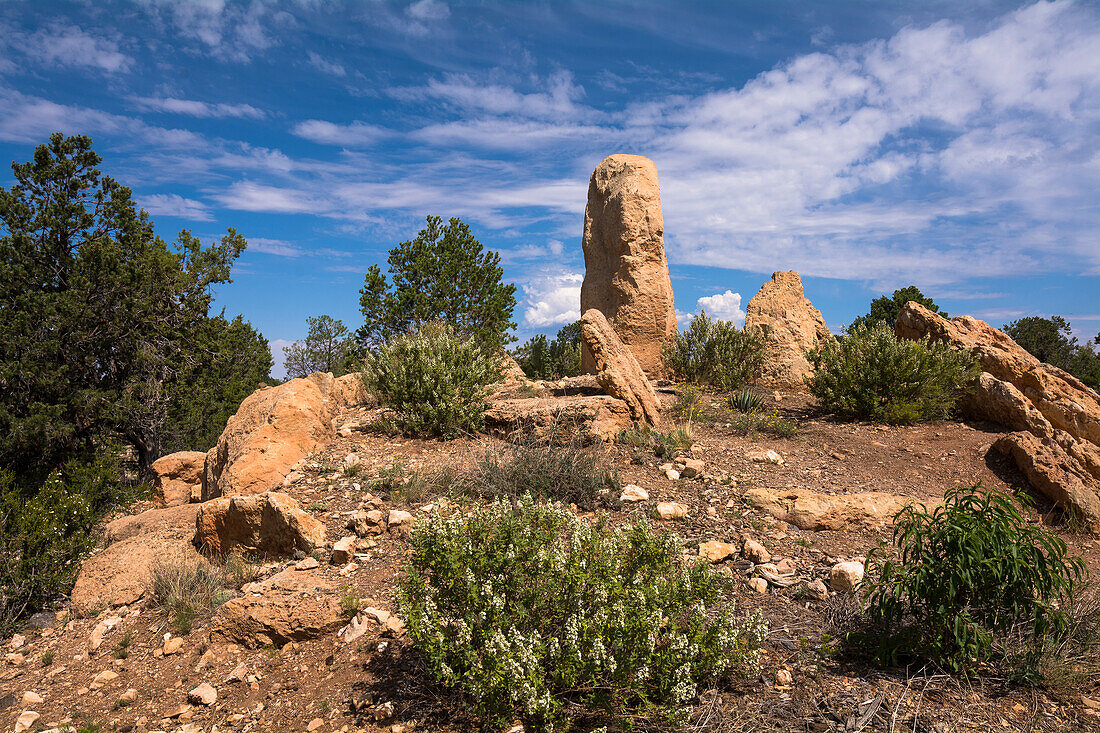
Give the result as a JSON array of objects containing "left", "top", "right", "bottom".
[{"left": 728, "top": 387, "right": 765, "bottom": 414}]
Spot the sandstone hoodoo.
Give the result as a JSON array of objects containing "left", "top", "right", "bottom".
[
  {"left": 896, "top": 302, "right": 1100, "bottom": 531},
  {"left": 744, "top": 270, "right": 833, "bottom": 389},
  {"left": 580, "top": 154, "right": 677, "bottom": 377},
  {"left": 580, "top": 308, "right": 661, "bottom": 425}
]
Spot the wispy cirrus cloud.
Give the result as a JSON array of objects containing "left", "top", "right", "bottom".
[
  {"left": 132, "top": 96, "right": 266, "bottom": 119},
  {"left": 136, "top": 193, "right": 213, "bottom": 221},
  {"left": 6, "top": 22, "right": 131, "bottom": 73}
]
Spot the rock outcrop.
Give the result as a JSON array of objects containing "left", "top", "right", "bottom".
[
  {"left": 744, "top": 271, "right": 832, "bottom": 389},
  {"left": 214, "top": 567, "right": 345, "bottom": 646},
  {"left": 580, "top": 154, "right": 676, "bottom": 377},
  {"left": 202, "top": 372, "right": 364, "bottom": 500},
  {"left": 744, "top": 486, "right": 935, "bottom": 531},
  {"left": 152, "top": 451, "right": 206, "bottom": 506},
  {"left": 895, "top": 302, "right": 1100, "bottom": 530},
  {"left": 194, "top": 492, "right": 326, "bottom": 556},
  {"left": 580, "top": 308, "right": 661, "bottom": 425},
  {"left": 485, "top": 393, "right": 634, "bottom": 441},
  {"left": 71, "top": 504, "right": 202, "bottom": 612}
]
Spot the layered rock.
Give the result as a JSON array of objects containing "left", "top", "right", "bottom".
[
  {"left": 580, "top": 308, "right": 661, "bottom": 425},
  {"left": 485, "top": 393, "right": 634, "bottom": 441},
  {"left": 202, "top": 372, "right": 364, "bottom": 500},
  {"left": 152, "top": 451, "right": 206, "bottom": 506},
  {"left": 214, "top": 567, "right": 345, "bottom": 646},
  {"left": 194, "top": 492, "right": 326, "bottom": 556},
  {"left": 744, "top": 487, "right": 936, "bottom": 531},
  {"left": 895, "top": 302, "right": 1100, "bottom": 530},
  {"left": 744, "top": 271, "right": 833, "bottom": 389},
  {"left": 580, "top": 154, "right": 677, "bottom": 377}
]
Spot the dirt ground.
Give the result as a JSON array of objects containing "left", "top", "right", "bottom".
[{"left": 2, "top": 388, "right": 1099, "bottom": 733}]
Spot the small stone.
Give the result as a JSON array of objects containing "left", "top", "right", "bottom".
[
  {"left": 662, "top": 468, "right": 681, "bottom": 480},
  {"left": 188, "top": 682, "right": 217, "bottom": 706},
  {"left": 338, "top": 614, "right": 368, "bottom": 644},
  {"left": 805, "top": 578, "right": 829, "bottom": 601},
  {"left": 776, "top": 669, "right": 792, "bottom": 686},
  {"left": 90, "top": 669, "right": 118, "bottom": 688},
  {"left": 387, "top": 510, "right": 413, "bottom": 529},
  {"left": 344, "top": 453, "right": 361, "bottom": 467},
  {"left": 774, "top": 558, "right": 796, "bottom": 575},
  {"left": 295, "top": 556, "right": 320, "bottom": 570},
  {"left": 225, "top": 664, "right": 248, "bottom": 684},
  {"left": 163, "top": 637, "right": 184, "bottom": 655},
  {"left": 374, "top": 701, "right": 395, "bottom": 721},
  {"left": 679, "top": 458, "right": 704, "bottom": 478},
  {"left": 14, "top": 711, "right": 39, "bottom": 733},
  {"left": 9, "top": 634, "right": 26, "bottom": 650},
  {"left": 331, "top": 536, "right": 357, "bottom": 565},
  {"left": 698, "top": 541, "right": 737, "bottom": 563},
  {"left": 830, "top": 561, "right": 865, "bottom": 593},
  {"left": 308, "top": 719, "right": 325, "bottom": 732},
  {"left": 21, "top": 692, "right": 43, "bottom": 706},
  {"left": 748, "top": 449, "right": 785, "bottom": 465},
  {"left": 619, "top": 484, "right": 649, "bottom": 503},
  {"left": 120, "top": 688, "right": 137, "bottom": 702},
  {"left": 5, "top": 652, "right": 25, "bottom": 666},
  {"left": 741, "top": 538, "right": 771, "bottom": 564},
  {"left": 656, "top": 502, "right": 688, "bottom": 520},
  {"left": 167, "top": 702, "right": 193, "bottom": 718},
  {"left": 749, "top": 577, "right": 769, "bottom": 593}
]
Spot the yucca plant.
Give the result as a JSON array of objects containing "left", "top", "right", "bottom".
[{"left": 727, "top": 388, "right": 765, "bottom": 413}]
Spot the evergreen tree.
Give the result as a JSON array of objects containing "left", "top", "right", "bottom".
[
  {"left": 849, "top": 286, "right": 947, "bottom": 332},
  {"left": 357, "top": 216, "right": 516, "bottom": 353},
  {"left": 1004, "top": 316, "right": 1100, "bottom": 391},
  {"left": 283, "top": 314, "right": 357, "bottom": 379}
]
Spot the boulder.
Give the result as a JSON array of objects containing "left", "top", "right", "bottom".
[
  {"left": 214, "top": 567, "right": 345, "bottom": 646},
  {"left": 152, "top": 451, "right": 207, "bottom": 506},
  {"left": 895, "top": 302, "right": 1100, "bottom": 530},
  {"left": 744, "top": 487, "right": 935, "bottom": 531},
  {"left": 580, "top": 309, "right": 661, "bottom": 425},
  {"left": 71, "top": 504, "right": 202, "bottom": 612},
  {"left": 620, "top": 484, "right": 649, "bottom": 503},
  {"left": 580, "top": 154, "right": 677, "bottom": 377},
  {"left": 699, "top": 541, "right": 738, "bottom": 563},
  {"left": 830, "top": 561, "right": 865, "bottom": 593},
  {"left": 744, "top": 271, "right": 833, "bottom": 389},
  {"left": 485, "top": 392, "right": 633, "bottom": 442},
  {"left": 202, "top": 372, "right": 365, "bottom": 500},
  {"left": 498, "top": 353, "right": 529, "bottom": 382},
  {"left": 194, "top": 492, "right": 326, "bottom": 556}
]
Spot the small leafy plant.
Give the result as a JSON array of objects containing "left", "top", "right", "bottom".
[
  {"left": 727, "top": 388, "right": 765, "bottom": 414},
  {"left": 397, "top": 497, "right": 767, "bottom": 731},
  {"left": 857, "top": 484, "right": 1084, "bottom": 673},
  {"left": 362, "top": 321, "right": 500, "bottom": 438},
  {"left": 664, "top": 310, "right": 764, "bottom": 391},
  {"left": 806, "top": 321, "right": 979, "bottom": 424}
]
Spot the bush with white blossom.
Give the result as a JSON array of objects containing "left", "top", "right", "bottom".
[{"left": 396, "top": 496, "right": 767, "bottom": 731}]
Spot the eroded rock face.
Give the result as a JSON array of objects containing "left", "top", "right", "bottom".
[
  {"left": 194, "top": 492, "right": 325, "bottom": 556},
  {"left": 580, "top": 308, "right": 661, "bottom": 425},
  {"left": 744, "top": 486, "right": 935, "bottom": 531},
  {"left": 202, "top": 372, "right": 365, "bottom": 500},
  {"left": 214, "top": 567, "right": 344, "bottom": 646},
  {"left": 895, "top": 302, "right": 1100, "bottom": 530},
  {"left": 744, "top": 271, "right": 833, "bottom": 389},
  {"left": 152, "top": 451, "right": 206, "bottom": 506},
  {"left": 485, "top": 393, "right": 633, "bottom": 442},
  {"left": 580, "top": 154, "right": 676, "bottom": 377}
]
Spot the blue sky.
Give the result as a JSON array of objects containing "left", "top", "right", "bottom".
[{"left": 1, "top": 0, "right": 1098, "bottom": 377}]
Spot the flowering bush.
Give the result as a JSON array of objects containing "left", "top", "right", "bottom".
[{"left": 397, "top": 497, "right": 767, "bottom": 731}]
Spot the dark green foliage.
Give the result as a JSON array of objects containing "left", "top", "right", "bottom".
[
  {"left": 727, "top": 388, "right": 765, "bottom": 414},
  {"left": 357, "top": 216, "right": 517, "bottom": 354},
  {"left": 283, "top": 314, "right": 357, "bottom": 379},
  {"left": 362, "top": 321, "right": 500, "bottom": 438},
  {"left": 469, "top": 423, "right": 620, "bottom": 509},
  {"left": 397, "top": 497, "right": 767, "bottom": 731},
  {"left": 849, "top": 285, "right": 947, "bottom": 331},
  {"left": 806, "top": 321, "right": 979, "bottom": 424},
  {"left": 859, "top": 484, "right": 1084, "bottom": 673},
  {"left": 663, "top": 310, "right": 764, "bottom": 391},
  {"left": 1004, "top": 315, "right": 1100, "bottom": 391},
  {"left": 514, "top": 321, "right": 582, "bottom": 380}
]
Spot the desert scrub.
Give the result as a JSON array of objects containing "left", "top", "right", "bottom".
[
  {"left": 806, "top": 321, "right": 979, "bottom": 424},
  {"left": 616, "top": 423, "right": 694, "bottom": 460},
  {"left": 469, "top": 425, "right": 619, "bottom": 509},
  {"left": 663, "top": 310, "right": 764, "bottom": 391},
  {"left": 728, "top": 411, "right": 797, "bottom": 438},
  {"left": 362, "top": 321, "right": 500, "bottom": 438},
  {"left": 397, "top": 497, "right": 767, "bottom": 731},
  {"left": 148, "top": 558, "right": 241, "bottom": 634},
  {"left": 855, "top": 484, "right": 1084, "bottom": 675}
]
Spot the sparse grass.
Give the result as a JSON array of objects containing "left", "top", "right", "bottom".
[
  {"left": 372, "top": 462, "right": 467, "bottom": 504},
  {"left": 148, "top": 560, "right": 233, "bottom": 635},
  {"left": 342, "top": 463, "right": 363, "bottom": 478},
  {"left": 112, "top": 698, "right": 131, "bottom": 710},
  {"left": 309, "top": 501, "right": 329, "bottom": 512},
  {"left": 41, "top": 650, "right": 54, "bottom": 666},
  {"left": 112, "top": 630, "right": 134, "bottom": 659},
  {"left": 617, "top": 422, "right": 694, "bottom": 460},
  {"left": 222, "top": 548, "right": 262, "bottom": 589},
  {"left": 728, "top": 410, "right": 797, "bottom": 438},
  {"left": 340, "top": 585, "right": 363, "bottom": 618},
  {"left": 1031, "top": 581, "right": 1100, "bottom": 689}
]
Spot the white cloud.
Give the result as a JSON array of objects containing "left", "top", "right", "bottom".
[
  {"left": 217, "top": 181, "right": 324, "bottom": 214},
  {"left": 407, "top": 0, "right": 450, "bottom": 22},
  {"left": 132, "top": 97, "right": 265, "bottom": 119},
  {"left": 695, "top": 290, "right": 745, "bottom": 326},
  {"left": 307, "top": 51, "right": 347, "bottom": 77},
  {"left": 292, "top": 119, "right": 388, "bottom": 147},
  {"left": 248, "top": 238, "right": 306, "bottom": 257},
  {"left": 139, "top": 0, "right": 279, "bottom": 62},
  {"left": 521, "top": 271, "right": 582, "bottom": 328},
  {"left": 137, "top": 193, "right": 213, "bottom": 221},
  {"left": 10, "top": 22, "right": 131, "bottom": 73}
]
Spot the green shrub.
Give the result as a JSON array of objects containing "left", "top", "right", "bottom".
[
  {"left": 806, "top": 321, "right": 979, "bottom": 424},
  {"left": 373, "top": 463, "right": 466, "bottom": 505},
  {"left": 858, "top": 484, "right": 1084, "bottom": 673},
  {"left": 728, "top": 411, "right": 797, "bottom": 438},
  {"left": 616, "top": 423, "right": 693, "bottom": 460},
  {"left": 727, "top": 388, "right": 765, "bottom": 414},
  {"left": 470, "top": 427, "right": 619, "bottom": 509},
  {"left": 397, "top": 497, "right": 766, "bottom": 731},
  {"left": 663, "top": 311, "right": 764, "bottom": 391},
  {"left": 362, "top": 321, "right": 501, "bottom": 438},
  {"left": 148, "top": 560, "right": 233, "bottom": 635}
]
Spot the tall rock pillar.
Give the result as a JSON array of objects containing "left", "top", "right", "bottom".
[{"left": 580, "top": 154, "right": 677, "bottom": 377}]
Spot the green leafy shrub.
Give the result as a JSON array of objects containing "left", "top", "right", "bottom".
[
  {"left": 398, "top": 497, "right": 766, "bottom": 731},
  {"left": 806, "top": 321, "right": 979, "bottom": 424},
  {"left": 858, "top": 484, "right": 1084, "bottom": 673},
  {"left": 728, "top": 411, "right": 797, "bottom": 438},
  {"left": 470, "top": 426, "right": 619, "bottom": 509},
  {"left": 362, "top": 321, "right": 501, "bottom": 438},
  {"left": 663, "top": 311, "right": 764, "bottom": 391}
]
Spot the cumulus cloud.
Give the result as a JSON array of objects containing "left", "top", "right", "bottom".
[
  {"left": 292, "top": 119, "right": 388, "bottom": 147},
  {"left": 695, "top": 290, "right": 745, "bottom": 326},
  {"left": 9, "top": 22, "right": 131, "bottom": 72},
  {"left": 137, "top": 193, "right": 213, "bottom": 221},
  {"left": 521, "top": 271, "right": 582, "bottom": 328},
  {"left": 307, "top": 51, "right": 346, "bottom": 77},
  {"left": 133, "top": 97, "right": 265, "bottom": 119}
]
